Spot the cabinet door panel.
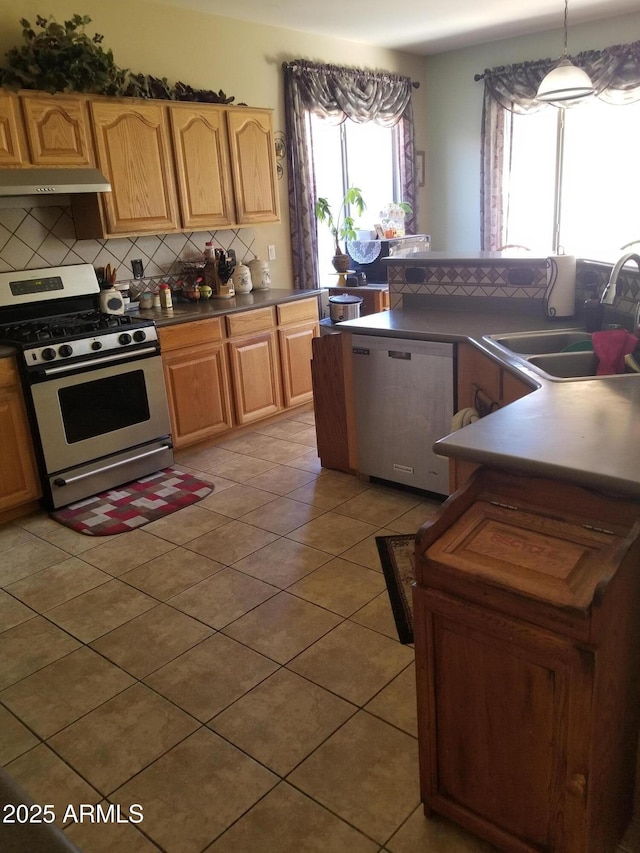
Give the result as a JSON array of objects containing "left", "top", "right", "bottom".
[
  {"left": 0, "top": 91, "right": 27, "bottom": 165},
  {"left": 90, "top": 101, "right": 179, "bottom": 234},
  {"left": 226, "top": 108, "right": 279, "bottom": 224},
  {"left": 228, "top": 332, "right": 281, "bottom": 424},
  {"left": 0, "top": 375, "right": 40, "bottom": 511},
  {"left": 169, "top": 104, "right": 235, "bottom": 229},
  {"left": 21, "top": 93, "right": 93, "bottom": 166},
  {"left": 163, "top": 343, "right": 233, "bottom": 447},
  {"left": 279, "top": 322, "right": 317, "bottom": 408}
]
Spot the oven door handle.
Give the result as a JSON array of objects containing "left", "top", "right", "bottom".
[
  {"left": 53, "top": 443, "right": 173, "bottom": 488},
  {"left": 41, "top": 346, "right": 159, "bottom": 377}
]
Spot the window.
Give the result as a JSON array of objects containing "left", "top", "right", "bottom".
[
  {"left": 503, "top": 99, "right": 640, "bottom": 258},
  {"left": 310, "top": 115, "right": 400, "bottom": 278}
]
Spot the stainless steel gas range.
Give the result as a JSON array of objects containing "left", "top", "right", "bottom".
[{"left": 0, "top": 264, "right": 174, "bottom": 509}]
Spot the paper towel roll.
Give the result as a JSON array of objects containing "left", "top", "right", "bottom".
[{"left": 545, "top": 255, "right": 576, "bottom": 318}]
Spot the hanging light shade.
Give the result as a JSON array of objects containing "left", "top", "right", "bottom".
[{"left": 536, "top": 0, "right": 595, "bottom": 106}]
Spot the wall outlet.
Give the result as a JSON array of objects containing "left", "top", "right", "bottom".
[{"left": 268, "top": 244, "right": 276, "bottom": 261}]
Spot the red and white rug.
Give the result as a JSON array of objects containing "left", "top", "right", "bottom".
[{"left": 50, "top": 468, "right": 213, "bottom": 536}]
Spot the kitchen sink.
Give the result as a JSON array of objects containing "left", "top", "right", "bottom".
[
  {"left": 489, "top": 330, "right": 592, "bottom": 355},
  {"left": 527, "top": 351, "right": 599, "bottom": 378}
]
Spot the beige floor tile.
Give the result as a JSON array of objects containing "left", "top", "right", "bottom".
[
  {"left": 250, "top": 439, "right": 316, "bottom": 465},
  {"left": 119, "top": 547, "right": 224, "bottom": 600},
  {"left": 7, "top": 744, "right": 101, "bottom": 829},
  {"left": 79, "top": 529, "right": 176, "bottom": 576},
  {"left": 0, "top": 589, "right": 36, "bottom": 632},
  {"left": 0, "top": 538, "right": 69, "bottom": 587},
  {"left": 283, "top": 450, "right": 323, "bottom": 474},
  {"left": 288, "top": 711, "right": 420, "bottom": 845},
  {"left": 288, "top": 476, "right": 368, "bottom": 510},
  {"left": 202, "top": 453, "right": 278, "bottom": 483},
  {"left": 385, "top": 499, "right": 444, "bottom": 534},
  {"left": 187, "top": 519, "right": 278, "bottom": 565},
  {"left": 111, "top": 728, "right": 277, "bottom": 853},
  {"left": 387, "top": 806, "right": 498, "bottom": 852},
  {"left": 0, "top": 706, "right": 39, "bottom": 765},
  {"left": 287, "top": 409, "right": 315, "bottom": 425},
  {"left": 0, "top": 616, "right": 80, "bottom": 690},
  {"left": 288, "top": 425, "right": 318, "bottom": 447},
  {"left": 48, "top": 683, "right": 199, "bottom": 795},
  {"left": 244, "top": 464, "right": 319, "bottom": 496},
  {"left": 144, "top": 633, "right": 278, "bottom": 721},
  {"left": 0, "top": 522, "right": 34, "bottom": 552},
  {"left": 209, "top": 668, "right": 356, "bottom": 776},
  {"left": 169, "top": 567, "right": 278, "bottom": 628},
  {"left": 5, "top": 557, "right": 110, "bottom": 612},
  {"left": 178, "top": 444, "right": 239, "bottom": 472},
  {"left": 340, "top": 528, "right": 397, "bottom": 571},
  {"left": 288, "top": 620, "right": 413, "bottom": 705},
  {"left": 0, "top": 646, "right": 134, "bottom": 738},
  {"left": 177, "top": 466, "right": 237, "bottom": 494},
  {"left": 288, "top": 558, "right": 386, "bottom": 617},
  {"left": 334, "top": 488, "right": 423, "bottom": 527},
  {"left": 252, "top": 419, "right": 312, "bottom": 440},
  {"left": 217, "top": 433, "right": 276, "bottom": 454},
  {"left": 198, "top": 483, "right": 277, "bottom": 518},
  {"left": 45, "top": 579, "right": 157, "bottom": 643},
  {"left": 351, "top": 591, "right": 400, "bottom": 640},
  {"left": 286, "top": 512, "right": 379, "bottom": 556},
  {"left": 204, "top": 782, "right": 378, "bottom": 853},
  {"left": 365, "top": 663, "right": 418, "bottom": 737},
  {"left": 240, "top": 496, "right": 326, "bottom": 535},
  {"left": 90, "top": 603, "right": 213, "bottom": 677},
  {"left": 232, "top": 538, "right": 331, "bottom": 588},
  {"left": 222, "top": 592, "right": 342, "bottom": 664},
  {"left": 142, "top": 504, "right": 229, "bottom": 544},
  {"left": 14, "top": 512, "right": 113, "bottom": 555},
  {"left": 65, "top": 817, "right": 160, "bottom": 853}
]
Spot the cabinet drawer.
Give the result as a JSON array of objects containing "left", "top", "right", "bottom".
[
  {"left": 0, "top": 357, "right": 19, "bottom": 390},
  {"left": 159, "top": 318, "right": 223, "bottom": 352},
  {"left": 226, "top": 307, "right": 274, "bottom": 337},
  {"left": 277, "top": 298, "right": 318, "bottom": 326}
]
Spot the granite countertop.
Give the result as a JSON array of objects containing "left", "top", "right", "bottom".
[{"left": 337, "top": 306, "right": 640, "bottom": 499}]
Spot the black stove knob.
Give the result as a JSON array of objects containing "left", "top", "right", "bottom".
[
  {"left": 59, "top": 344, "right": 73, "bottom": 358},
  {"left": 91, "top": 340, "right": 102, "bottom": 351},
  {"left": 41, "top": 347, "right": 56, "bottom": 361},
  {"left": 133, "top": 330, "right": 147, "bottom": 343},
  {"left": 119, "top": 333, "right": 132, "bottom": 345}
]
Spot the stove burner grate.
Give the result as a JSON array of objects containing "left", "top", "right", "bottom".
[{"left": 0, "top": 311, "right": 144, "bottom": 345}]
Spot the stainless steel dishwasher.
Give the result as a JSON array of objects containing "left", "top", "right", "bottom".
[{"left": 351, "top": 334, "right": 454, "bottom": 495}]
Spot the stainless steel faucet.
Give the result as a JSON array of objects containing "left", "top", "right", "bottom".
[{"left": 601, "top": 252, "right": 640, "bottom": 305}]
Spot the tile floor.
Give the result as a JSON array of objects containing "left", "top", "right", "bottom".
[{"left": 0, "top": 407, "right": 638, "bottom": 853}]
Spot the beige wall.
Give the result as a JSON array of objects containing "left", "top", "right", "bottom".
[{"left": 0, "top": 0, "right": 428, "bottom": 286}]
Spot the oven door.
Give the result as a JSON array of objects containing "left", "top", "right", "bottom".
[{"left": 30, "top": 352, "right": 171, "bottom": 475}]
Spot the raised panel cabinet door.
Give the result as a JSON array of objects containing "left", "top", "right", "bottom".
[
  {"left": 169, "top": 103, "right": 235, "bottom": 229},
  {"left": 228, "top": 332, "right": 281, "bottom": 424},
  {"left": 226, "top": 107, "right": 279, "bottom": 224},
  {"left": 90, "top": 100, "right": 180, "bottom": 235},
  {"left": 20, "top": 92, "right": 93, "bottom": 166},
  {"left": 162, "top": 343, "right": 233, "bottom": 448},
  {"left": 0, "top": 386, "right": 40, "bottom": 511},
  {"left": 278, "top": 322, "right": 318, "bottom": 408},
  {"left": 0, "top": 91, "right": 27, "bottom": 165}
]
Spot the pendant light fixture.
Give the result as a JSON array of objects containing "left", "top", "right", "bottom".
[{"left": 536, "top": 0, "right": 594, "bottom": 105}]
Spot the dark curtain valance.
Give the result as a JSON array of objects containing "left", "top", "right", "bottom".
[
  {"left": 476, "top": 40, "right": 640, "bottom": 113},
  {"left": 282, "top": 59, "right": 415, "bottom": 126}
]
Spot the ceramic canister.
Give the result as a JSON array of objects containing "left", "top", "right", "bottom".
[
  {"left": 249, "top": 257, "right": 271, "bottom": 291},
  {"left": 232, "top": 263, "right": 253, "bottom": 293}
]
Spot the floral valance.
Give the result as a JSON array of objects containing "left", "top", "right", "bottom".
[
  {"left": 476, "top": 39, "right": 640, "bottom": 113},
  {"left": 282, "top": 59, "right": 415, "bottom": 126}
]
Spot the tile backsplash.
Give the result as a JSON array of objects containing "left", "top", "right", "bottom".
[{"left": 0, "top": 204, "right": 257, "bottom": 283}]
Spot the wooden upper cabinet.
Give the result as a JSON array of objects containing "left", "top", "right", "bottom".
[
  {"left": 169, "top": 103, "right": 235, "bottom": 230},
  {"left": 89, "top": 99, "right": 180, "bottom": 235},
  {"left": 226, "top": 107, "right": 280, "bottom": 224},
  {"left": 20, "top": 92, "right": 93, "bottom": 166},
  {"left": 0, "top": 91, "right": 27, "bottom": 165}
]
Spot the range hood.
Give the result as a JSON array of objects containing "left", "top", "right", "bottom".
[{"left": 0, "top": 168, "right": 111, "bottom": 196}]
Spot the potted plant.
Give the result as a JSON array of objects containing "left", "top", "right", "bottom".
[{"left": 315, "top": 187, "right": 366, "bottom": 272}]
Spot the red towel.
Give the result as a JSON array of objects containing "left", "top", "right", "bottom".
[{"left": 592, "top": 329, "right": 639, "bottom": 375}]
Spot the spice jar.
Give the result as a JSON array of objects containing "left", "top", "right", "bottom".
[{"left": 159, "top": 283, "right": 173, "bottom": 309}]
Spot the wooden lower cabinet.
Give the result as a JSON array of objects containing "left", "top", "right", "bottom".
[
  {"left": 278, "top": 322, "right": 317, "bottom": 407},
  {"left": 0, "top": 359, "right": 40, "bottom": 512},
  {"left": 227, "top": 331, "right": 281, "bottom": 424},
  {"left": 414, "top": 468, "right": 640, "bottom": 853}
]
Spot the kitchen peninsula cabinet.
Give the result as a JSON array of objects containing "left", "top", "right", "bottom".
[
  {"left": 158, "top": 318, "right": 233, "bottom": 449},
  {"left": 0, "top": 358, "right": 40, "bottom": 515},
  {"left": 226, "top": 308, "right": 282, "bottom": 425},
  {"left": 413, "top": 468, "right": 640, "bottom": 853}
]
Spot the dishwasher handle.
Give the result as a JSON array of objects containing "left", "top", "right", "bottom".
[{"left": 388, "top": 350, "right": 411, "bottom": 360}]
